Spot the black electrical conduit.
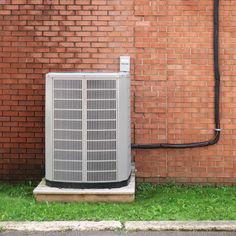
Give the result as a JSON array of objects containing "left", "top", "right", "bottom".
[{"left": 131, "top": 0, "right": 221, "bottom": 149}]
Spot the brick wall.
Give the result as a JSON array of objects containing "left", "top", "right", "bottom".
[{"left": 0, "top": 0, "right": 236, "bottom": 184}]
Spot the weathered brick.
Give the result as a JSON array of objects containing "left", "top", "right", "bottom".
[{"left": 0, "top": 0, "right": 235, "bottom": 184}]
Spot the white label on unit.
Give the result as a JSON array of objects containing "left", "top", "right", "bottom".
[{"left": 120, "top": 56, "right": 130, "bottom": 72}]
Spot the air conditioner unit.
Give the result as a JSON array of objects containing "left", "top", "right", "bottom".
[{"left": 45, "top": 72, "right": 131, "bottom": 188}]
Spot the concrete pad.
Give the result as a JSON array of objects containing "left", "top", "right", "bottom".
[
  {"left": 0, "top": 221, "right": 122, "bottom": 232},
  {"left": 33, "top": 173, "right": 135, "bottom": 202},
  {"left": 124, "top": 221, "right": 236, "bottom": 231}
]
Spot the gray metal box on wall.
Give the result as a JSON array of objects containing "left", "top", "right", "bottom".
[{"left": 45, "top": 72, "right": 131, "bottom": 188}]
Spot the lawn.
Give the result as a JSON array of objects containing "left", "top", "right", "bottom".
[{"left": 0, "top": 183, "right": 236, "bottom": 221}]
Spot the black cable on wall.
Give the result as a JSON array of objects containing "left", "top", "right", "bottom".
[{"left": 131, "top": 0, "right": 221, "bottom": 149}]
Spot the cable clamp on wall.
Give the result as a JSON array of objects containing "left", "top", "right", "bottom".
[{"left": 215, "top": 128, "right": 222, "bottom": 132}]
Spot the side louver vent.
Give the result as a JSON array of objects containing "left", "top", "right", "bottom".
[{"left": 45, "top": 73, "right": 131, "bottom": 188}]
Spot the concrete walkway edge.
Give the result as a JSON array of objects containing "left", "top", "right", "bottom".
[
  {"left": 124, "top": 221, "right": 236, "bottom": 231},
  {"left": 0, "top": 221, "right": 236, "bottom": 232},
  {"left": 0, "top": 221, "right": 122, "bottom": 232}
]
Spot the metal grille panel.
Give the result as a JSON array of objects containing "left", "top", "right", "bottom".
[
  {"left": 54, "top": 80, "right": 82, "bottom": 89},
  {"left": 87, "top": 131, "right": 116, "bottom": 140},
  {"left": 87, "top": 151, "right": 116, "bottom": 161},
  {"left": 54, "top": 151, "right": 82, "bottom": 161},
  {"left": 52, "top": 78, "right": 117, "bottom": 183},
  {"left": 87, "top": 110, "right": 116, "bottom": 120},
  {"left": 53, "top": 79, "right": 83, "bottom": 182},
  {"left": 87, "top": 162, "right": 116, "bottom": 171},
  {"left": 87, "top": 172, "right": 116, "bottom": 182},
  {"left": 87, "top": 90, "right": 116, "bottom": 99},
  {"left": 54, "top": 140, "right": 82, "bottom": 150},
  {"left": 86, "top": 80, "right": 117, "bottom": 182},
  {"left": 54, "top": 100, "right": 82, "bottom": 109},
  {"left": 54, "top": 90, "right": 82, "bottom": 99},
  {"left": 54, "top": 161, "right": 82, "bottom": 171},
  {"left": 87, "top": 120, "right": 116, "bottom": 130},
  {"left": 54, "top": 130, "right": 82, "bottom": 140},
  {"left": 87, "top": 80, "right": 116, "bottom": 89},
  {"left": 54, "top": 171, "right": 82, "bottom": 182},
  {"left": 54, "top": 110, "right": 82, "bottom": 120},
  {"left": 53, "top": 78, "right": 117, "bottom": 182},
  {"left": 54, "top": 120, "right": 82, "bottom": 130},
  {"left": 87, "top": 141, "right": 116, "bottom": 150},
  {"left": 87, "top": 100, "right": 116, "bottom": 110}
]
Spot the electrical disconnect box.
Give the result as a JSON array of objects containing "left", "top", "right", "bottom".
[{"left": 120, "top": 56, "right": 130, "bottom": 72}]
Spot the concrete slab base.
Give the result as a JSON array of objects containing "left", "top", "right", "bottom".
[{"left": 33, "top": 173, "right": 135, "bottom": 203}]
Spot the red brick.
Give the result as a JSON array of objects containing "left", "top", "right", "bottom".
[{"left": 0, "top": 0, "right": 235, "bottom": 184}]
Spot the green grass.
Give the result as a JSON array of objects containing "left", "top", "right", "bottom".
[{"left": 0, "top": 183, "right": 236, "bottom": 221}]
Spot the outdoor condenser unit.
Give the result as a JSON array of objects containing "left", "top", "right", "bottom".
[{"left": 45, "top": 72, "right": 131, "bottom": 188}]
